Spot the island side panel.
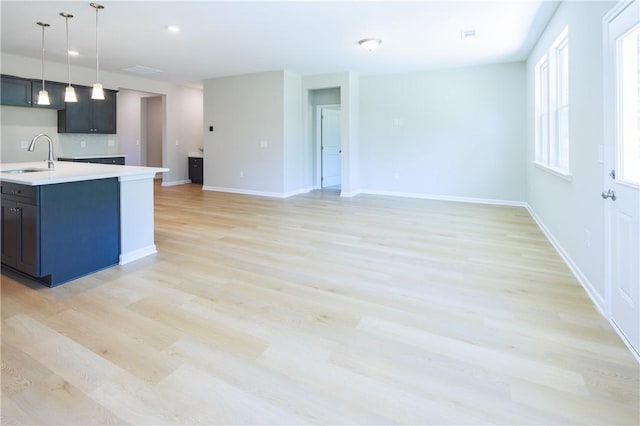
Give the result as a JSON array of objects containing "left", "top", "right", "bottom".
[
  {"left": 119, "top": 174, "right": 157, "bottom": 264},
  {"left": 39, "top": 178, "right": 120, "bottom": 286}
]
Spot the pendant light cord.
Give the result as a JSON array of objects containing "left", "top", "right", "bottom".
[
  {"left": 95, "top": 5, "right": 99, "bottom": 82},
  {"left": 65, "top": 16, "right": 71, "bottom": 86},
  {"left": 40, "top": 23, "right": 45, "bottom": 90}
]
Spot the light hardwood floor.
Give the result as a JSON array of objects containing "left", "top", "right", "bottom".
[{"left": 2, "top": 183, "right": 639, "bottom": 425}]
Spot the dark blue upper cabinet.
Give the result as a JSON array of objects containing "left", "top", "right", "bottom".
[{"left": 57, "top": 85, "right": 117, "bottom": 134}]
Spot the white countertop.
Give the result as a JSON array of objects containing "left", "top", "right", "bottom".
[
  {"left": 188, "top": 151, "right": 204, "bottom": 158},
  {"left": 57, "top": 155, "right": 128, "bottom": 159},
  {"left": 0, "top": 161, "right": 168, "bottom": 186}
]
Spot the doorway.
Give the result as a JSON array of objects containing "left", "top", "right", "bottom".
[
  {"left": 603, "top": 0, "right": 639, "bottom": 357},
  {"left": 318, "top": 105, "right": 341, "bottom": 189}
]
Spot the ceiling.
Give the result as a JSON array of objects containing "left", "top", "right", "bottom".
[{"left": 0, "top": 1, "right": 559, "bottom": 86}]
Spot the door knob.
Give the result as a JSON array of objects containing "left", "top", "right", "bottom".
[{"left": 601, "top": 189, "right": 616, "bottom": 201}]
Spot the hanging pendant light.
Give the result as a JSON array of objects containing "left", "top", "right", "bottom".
[
  {"left": 60, "top": 12, "right": 77, "bottom": 102},
  {"left": 90, "top": 2, "right": 105, "bottom": 100},
  {"left": 36, "top": 21, "right": 50, "bottom": 105}
]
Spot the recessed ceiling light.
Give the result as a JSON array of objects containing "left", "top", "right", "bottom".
[
  {"left": 358, "top": 38, "right": 382, "bottom": 52},
  {"left": 68, "top": 50, "right": 79, "bottom": 56},
  {"left": 167, "top": 25, "right": 180, "bottom": 33}
]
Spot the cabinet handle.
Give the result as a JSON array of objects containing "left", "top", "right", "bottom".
[
  {"left": 11, "top": 190, "right": 22, "bottom": 195},
  {"left": 10, "top": 207, "right": 21, "bottom": 213}
]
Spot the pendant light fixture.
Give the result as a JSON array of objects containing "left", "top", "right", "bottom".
[
  {"left": 36, "top": 22, "right": 50, "bottom": 105},
  {"left": 60, "top": 12, "right": 77, "bottom": 102},
  {"left": 90, "top": 2, "right": 105, "bottom": 100}
]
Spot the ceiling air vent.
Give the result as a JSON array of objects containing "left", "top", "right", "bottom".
[
  {"left": 121, "top": 65, "right": 163, "bottom": 75},
  {"left": 461, "top": 29, "right": 477, "bottom": 40}
]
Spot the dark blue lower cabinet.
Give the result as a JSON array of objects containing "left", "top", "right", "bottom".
[{"left": 1, "top": 178, "right": 120, "bottom": 286}]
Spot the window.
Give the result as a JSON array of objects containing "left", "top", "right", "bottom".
[
  {"left": 535, "top": 27, "right": 570, "bottom": 174},
  {"left": 617, "top": 24, "right": 640, "bottom": 184}
]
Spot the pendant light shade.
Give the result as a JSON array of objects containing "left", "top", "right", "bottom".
[
  {"left": 60, "top": 12, "right": 77, "bottom": 103},
  {"left": 65, "top": 86, "right": 78, "bottom": 102},
  {"left": 90, "top": 3, "right": 105, "bottom": 100},
  {"left": 36, "top": 22, "right": 50, "bottom": 105}
]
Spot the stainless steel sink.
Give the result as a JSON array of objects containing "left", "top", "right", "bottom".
[{"left": 1, "top": 168, "right": 51, "bottom": 174}]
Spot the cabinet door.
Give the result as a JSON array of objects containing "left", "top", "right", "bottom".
[
  {"left": 0, "top": 200, "right": 38, "bottom": 275},
  {"left": 93, "top": 89, "right": 117, "bottom": 134},
  {"left": 1, "top": 75, "right": 32, "bottom": 107},
  {"left": 59, "top": 86, "right": 92, "bottom": 133},
  {"left": 189, "top": 157, "right": 203, "bottom": 184},
  {"left": 15, "top": 202, "right": 39, "bottom": 276},
  {"left": 1, "top": 202, "right": 18, "bottom": 267},
  {"left": 58, "top": 86, "right": 117, "bottom": 134},
  {"left": 31, "top": 81, "right": 66, "bottom": 110}
]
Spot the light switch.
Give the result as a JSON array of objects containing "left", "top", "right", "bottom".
[{"left": 260, "top": 140, "right": 268, "bottom": 148}]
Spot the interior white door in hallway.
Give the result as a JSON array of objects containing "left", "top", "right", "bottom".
[
  {"left": 603, "top": 0, "right": 640, "bottom": 357},
  {"left": 320, "top": 106, "right": 341, "bottom": 188}
]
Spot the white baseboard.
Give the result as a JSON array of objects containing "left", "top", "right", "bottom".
[
  {"left": 357, "top": 189, "right": 527, "bottom": 207},
  {"left": 119, "top": 245, "right": 157, "bottom": 265},
  {"left": 202, "top": 186, "right": 313, "bottom": 198},
  {"left": 161, "top": 179, "right": 191, "bottom": 187},
  {"left": 525, "top": 205, "right": 639, "bottom": 362},
  {"left": 525, "top": 205, "right": 606, "bottom": 315}
]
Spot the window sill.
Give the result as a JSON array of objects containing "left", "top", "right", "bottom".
[{"left": 533, "top": 162, "right": 573, "bottom": 182}]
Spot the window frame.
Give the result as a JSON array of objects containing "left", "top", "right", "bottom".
[{"left": 534, "top": 27, "right": 571, "bottom": 178}]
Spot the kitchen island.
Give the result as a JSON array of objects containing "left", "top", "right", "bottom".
[{"left": 0, "top": 161, "right": 168, "bottom": 286}]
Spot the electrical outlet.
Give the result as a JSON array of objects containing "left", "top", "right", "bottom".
[
  {"left": 80, "top": 140, "right": 86, "bottom": 148},
  {"left": 260, "top": 140, "right": 268, "bottom": 148},
  {"left": 239, "top": 171, "right": 244, "bottom": 178},
  {"left": 108, "top": 139, "right": 115, "bottom": 147},
  {"left": 136, "top": 139, "right": 140, "bottom": 146},
  {"left": 20, "top": 140, "right": 28, "bottom": 149},
  {"left": 175, "top": 139, "right": 179, "bottom": 146}
]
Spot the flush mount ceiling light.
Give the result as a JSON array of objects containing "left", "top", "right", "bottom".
[
  {"left": 36, "top": 21, "right": 50, "bottom": 105},
  {"left": 167, "top": 25, "right": 180, "bottom": 33},
  {"left": 90, "top": 2, "right": 105, "bottom": 100},
  {"left": 358, "top": 38, "right": 382, "bottom": 52},
  {"left": 60, "top": 12, "right": 77, "bottom": 102}
]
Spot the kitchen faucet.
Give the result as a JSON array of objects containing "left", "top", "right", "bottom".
[{"left": 28, "top": 133, "right": 55, "bottom": 168}]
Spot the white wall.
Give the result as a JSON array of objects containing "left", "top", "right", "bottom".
[
  {"left": 526, "top": 1, "right": 615, "bottom": 305},
  {"left": 1, "top": 53, "right": 202, "bottom": 184},
  {"left": 117, "top": 90, "right": 145, "bottom": 166},
  {"left": 1, "top": 106, "right": 59, "bottom": 162},
  {"left": 283, "top": 71, "right": 305, "bottom": 194},
  {"left": 145, "top": 96, "right": 163, "bottom": 168},
  {"left": 203, "top": 71, "right": 285, "bottom": 195},
  {"left": 359, "top": 63, "right": 526, "bottom": 202}
]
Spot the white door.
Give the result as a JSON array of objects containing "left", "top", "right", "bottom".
[
  {"left": 321, "top": 107, "right": 341, "bottom": 188},
  {"left": 604, "top": 0, "right": 640, "bottom": 356}
]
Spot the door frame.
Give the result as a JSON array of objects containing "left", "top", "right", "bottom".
[
  {"left": 602, "top": 0, "right": 640, "bottom": 360},
  {"left": 315, "top": 104, "right": 341, "bottom": 189}
]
